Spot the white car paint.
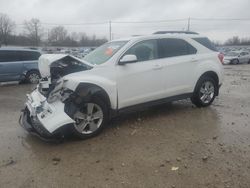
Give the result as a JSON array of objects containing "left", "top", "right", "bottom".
[{"left": 22, "top": 33, "right": 224, "bottom": 134}]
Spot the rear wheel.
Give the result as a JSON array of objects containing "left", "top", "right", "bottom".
[
  {"left": 71, "top": 96, "right": 108, "bottom": 139},
  {"left": 26, "top": 70, "right": 40, "bottom": 84},
  {"left": 232, "top": 59, "right": 239, "bottom": 65},
  {"left": 191, "top": 76, "right": 218, "bottom": 107}
]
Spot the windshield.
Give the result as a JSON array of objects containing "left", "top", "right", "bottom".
[
  {"left": 226, "top": 52, "right": 238, "bottom": 56},
  {"left": 83, "top": 41, "right": 128, "bottom": 65}
]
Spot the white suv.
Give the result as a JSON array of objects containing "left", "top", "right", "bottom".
[{"left": 19, "top": 32, "right": 224, "bottom": 140}]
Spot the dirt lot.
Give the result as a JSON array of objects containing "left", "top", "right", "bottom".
[{"left": 0, "top": 65, "right": 250, "bottom": 188}]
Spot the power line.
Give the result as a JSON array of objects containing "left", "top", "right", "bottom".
[
  {"left": 191, "top": 17, "right": 250, "bottom": 21},
  {"left": 15, "top": 17, "right": 250, "bottom": 26},
  {"left": 112, "top": 19, "right": 187, "bottom": 24}
]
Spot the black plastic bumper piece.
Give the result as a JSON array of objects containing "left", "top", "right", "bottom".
[{"left": 19, "top": 108, "right": 64, "bottom": 142}]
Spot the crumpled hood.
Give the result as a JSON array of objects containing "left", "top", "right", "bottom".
[{"left": 38, "top": 54, "right": 92, "bottom": 78}]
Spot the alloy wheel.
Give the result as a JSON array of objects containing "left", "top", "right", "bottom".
[
  {"left": 74, "top": 103, "right": 104, "bottom": 134},
  {"left": 29, "top": 73, "right": 40, "bottom": 84},
  {"left": 199, "top": 81, "right": 215, "bottom": 104}
]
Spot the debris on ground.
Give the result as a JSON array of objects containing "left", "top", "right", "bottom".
[
  {"left": 202, "top": 156, "right": 208, "bottom": 161},
  {"left": 171, "top": 166, "right": 179, "bottom": 171},
  {"left": 176, "top": 157, "right": 181, "bottom": 162},
  {"left": 130, "top": 129, "right": 137, "bottom": 136},
  {"left": 52, "top": 157, "right": 61, "bottom": 165},
  {"left": 1, "top": 159, "right": 16, "bottom": 168}
]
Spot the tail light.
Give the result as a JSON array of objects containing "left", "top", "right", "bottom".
[{"left": 218, "top": 53, "right": 224, "bottom": 64}]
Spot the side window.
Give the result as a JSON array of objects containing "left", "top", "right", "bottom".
[
  {"left": 0, "top": 51, "right": 6, "bottom": 63},
  {"left": 158, "top": 38, "right": 197, "bottom": 58},
  {"left": 240, "top": 52, "right": 247, "bottom": 56},
  {"left": 124, "top": 39, "right": 158, "bottom": 62},
  {"left": 21, "top": 51, "right": 41, "bottom": 61},
  {"left": 192, "top": 37, "right": 217, "bottom": 51},
  {"left": 0, "top": 51, "right": 22, "bottom": 62}
]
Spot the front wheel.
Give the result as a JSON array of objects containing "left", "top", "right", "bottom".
[
  {"left": 71, "top": 97, "right": 108, "bottom": 139},
  {"left": 191, "top": 77, "right": 218, "bottom": 107}
]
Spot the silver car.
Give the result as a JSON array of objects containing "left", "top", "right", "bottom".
[{"left": 224, "top": 51, "right": 250, "bottom": 65}]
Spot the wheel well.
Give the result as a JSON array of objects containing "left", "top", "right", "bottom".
[
  {"left": 75, "top": 83, "right": 111, "bottom": 108},
  {"left": 25, "top": 69, "right": 40, "bottom": 77},
  {"left": 197, "top": 71, "right": 219, "bottom": 95}
]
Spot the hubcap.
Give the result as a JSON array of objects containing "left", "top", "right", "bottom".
[
  {"left": 74, "top": 103, "right": 103, "bottom": 134},
  {"left": 199, "top": 81, "right": 215, "bottom": 104},
  {"left": 29, "top": 73, "right": 40, "bottom": 84}
]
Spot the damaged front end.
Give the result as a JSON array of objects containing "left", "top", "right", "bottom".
[{"left": 19, "top": 54, "right": 92, "bottom": 140}]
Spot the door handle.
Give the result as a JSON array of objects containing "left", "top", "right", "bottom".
[
  {"left": 191, "top": 58, "right": 198, "bottom": 63},
  {"left": 153, "top": 64, "right": 163, "bottom": 70}
]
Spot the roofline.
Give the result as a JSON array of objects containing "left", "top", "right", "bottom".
[
  {"left": 111, "top": 33, "right": 204, "bottom": 42},
  {"left": 153, "top": 31, "right": 199, "bottom": 35},
  {"left": 0, "top": 47, "right": 41, "bottom": 52}
]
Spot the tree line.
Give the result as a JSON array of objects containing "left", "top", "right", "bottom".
[
  {"left": 0, "top": 13, "right": 108, "bottom": 47},
  {"left": 1, "top": 13, "right": 250, "bottom": 47}
]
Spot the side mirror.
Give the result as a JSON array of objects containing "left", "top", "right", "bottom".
[{"left": 118, "top": 54, "right": 137, "bottom": 65}]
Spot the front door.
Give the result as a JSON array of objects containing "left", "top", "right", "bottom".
[{"left": 116, "top": 39, "right": 165, "bottom": 109}]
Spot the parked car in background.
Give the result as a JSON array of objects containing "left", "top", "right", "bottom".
[
  {"left": 223, "top": 51, "right": 250, "bottom": 65},
  {"left": 0, "top": 48, "right": 41, "bottom": 83},
  {"left": 20, "top": 32, "right": 223, "bottom": 140}
]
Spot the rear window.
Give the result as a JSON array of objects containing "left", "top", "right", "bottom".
[
  {"left": 20, "top": 51, "right": 41, "bottom": 61},
  {"left": 158, "top": 38, "right": 197, "bottom": 58},
  {"left": 193, "top": 37, "right": 217, "bottom": 51},
  {"left": 0, "top": 51, "right": 21, "bottom": 62},
  {"left": 0, "top": 50, "right": 41, "bottom": 62}
]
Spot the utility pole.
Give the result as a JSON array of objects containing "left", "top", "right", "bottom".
[
  {"left": 187, "top": 17, "right": 190, "bottom": 31},
  {"left": 109, "top": 21, "right": 112, "bottom": 41}
]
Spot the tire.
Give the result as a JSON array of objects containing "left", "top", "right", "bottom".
[
  {"left": 191, "top": 76, "right": 218, "bottom": 108},
  {"left": 71, "top": 96, "right": 108, "bottom": 139},
  {"left": 248, "top": 59, "right": 250, "bottom": 64},
  {"left": 232, "top": 59, "right": 239, "bottom": 65},
  {"left": 26, "top": 70, "right": 40, "bottom": 84}
]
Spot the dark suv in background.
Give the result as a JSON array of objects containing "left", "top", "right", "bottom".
[{"left": 0, "top": 48, "right": 41, "bottom": 84}]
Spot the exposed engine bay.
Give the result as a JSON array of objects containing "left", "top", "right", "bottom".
[
  {"left": 38, "top": 54, "right": 92, "bottom": 98},
  {"left": 19, "top": 54, "right": 94, "bottom": 139}
]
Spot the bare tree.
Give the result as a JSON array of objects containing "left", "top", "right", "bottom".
[
  {"left": 24, "top": 18, "right": 43, "bottom": 46},
  {"left": 224, "top": 36, "right": 241, "bottom": 46},
  {"left": 48, "top": 26, "right": 68, "bottom": 45},
  {"left": 0, "top": 13, "right": 15, "bottom": 45}
]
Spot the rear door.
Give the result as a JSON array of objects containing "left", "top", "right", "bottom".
[
  {"left": 156, "top": 38, "right": 198, "bottom": 97},
  {"left": 239, "top": 52, "right": 249, "bottom": 63},
  {"left": 20, "top": 51, "right": 40, "bottom": 70},
  {"left": 0, "top": 50, "right": 23, "bottom": 82}
]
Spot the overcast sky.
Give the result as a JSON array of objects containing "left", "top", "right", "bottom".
[{"left": 0, "top": 0, "right": 250, "bottom": 42}]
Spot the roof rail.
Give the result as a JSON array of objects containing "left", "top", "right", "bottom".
[{"left": 153, "top": 31, "right": 199, "bottom": 35}]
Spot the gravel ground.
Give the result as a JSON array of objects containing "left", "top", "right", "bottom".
[{"left": 0, "top": 64, "right": 250, "bottom": 188}]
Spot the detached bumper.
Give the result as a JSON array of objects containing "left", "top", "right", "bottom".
[
  {"left": 19, "top": 108, "right": 59, "bottom": 141},
  {"left": 19, "top": 89, "right": 75, "bottom": 141}
]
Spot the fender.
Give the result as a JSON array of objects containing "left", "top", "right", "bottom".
[
  {"left": 75, "top": 83, "right": 111, "bottom": 108},
  {"left": 192, "top": 54, "right": 223, "bottom": 92},
  {"left": 63, "top": 74, "right": 117, "bottom": 110}
]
